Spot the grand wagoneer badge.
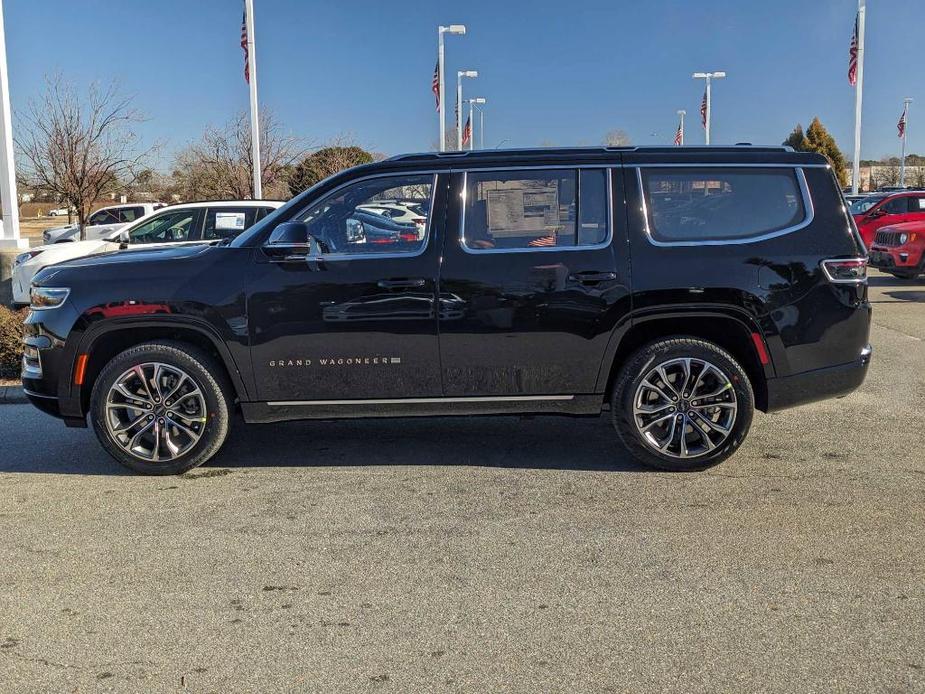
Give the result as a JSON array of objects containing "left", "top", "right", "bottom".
[{"left": 268, "top": 357, "right": 402, "bottom": 368}]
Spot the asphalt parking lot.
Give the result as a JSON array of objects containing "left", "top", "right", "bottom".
[{"left": 0, "top": 271, "right": 923, "bottom": 693}]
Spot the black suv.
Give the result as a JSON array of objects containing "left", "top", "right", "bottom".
[{"left": 22, "top": 146, "right": 871, "bottom": 474}]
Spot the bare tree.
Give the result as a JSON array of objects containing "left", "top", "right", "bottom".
[
  {"left": 602, "top": 129, "right": 632, "bottom": 147},
  {"left": 173, "top": 110, "right": 305, "bottom": 201},
  {"left": 16, "top": 76, "right": 154, "bottom": 238}
]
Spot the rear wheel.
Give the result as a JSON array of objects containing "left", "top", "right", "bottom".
[
  {"left": 611, "top": 338, "right": 755, "bottom": 471},
  {"left": 90, "top": 341, "right": 232, "bottom": 475}
]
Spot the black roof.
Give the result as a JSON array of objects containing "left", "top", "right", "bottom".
[{"left": 374, "top": 145, "right": 828, "bottom": 169}]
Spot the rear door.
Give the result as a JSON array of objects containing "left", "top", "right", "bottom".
[
  {"left": 199, "top": 206, "right": 265, "bottom": 241},
  {"left": 437, "top": 165, "right": 630, "bottom": 396}
]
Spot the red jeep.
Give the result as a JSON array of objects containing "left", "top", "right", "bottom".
[
  {"left": 851, "top": 191, "right": 925, "bottom": 249},
  {"left": 868, "top": 220, "right": 925, "bottom": 279}
]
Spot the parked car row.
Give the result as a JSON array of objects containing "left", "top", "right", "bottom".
[
  {"left": 21, "top": 145, "right": 871, "bottom": 477},
  {"left": 13, "top": 201, "right": 284, "bottom": 307},
  {"left": 848, "top": 189, "right": 925, "bottom": 279}
]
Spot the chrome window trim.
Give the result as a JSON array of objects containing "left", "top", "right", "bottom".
[
  {"left": 636, "top": 165, "right": 815, "bottom": 247},
  {"left": 268, "top": 172, "right": 439, "bottom": 262},
  {"left": 634, "top": 162, "right": 831, "bottom": 169},
  {"left": 458, "top": 167, "right": 614, "bottom": 255},
  {"left": 268, "top": 395, "right": 576, "bottom": 407}
]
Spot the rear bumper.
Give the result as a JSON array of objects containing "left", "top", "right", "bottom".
[{"left": 765, "top": 345, "right": 871, "bottom": 412}]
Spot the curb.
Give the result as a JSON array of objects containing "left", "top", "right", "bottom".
[{"left": 0, "top": 386, "right": 28, "bottom": 405}]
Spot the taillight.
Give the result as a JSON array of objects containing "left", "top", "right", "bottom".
[{"left": 821, "top": 258, "right": 867, "bottom": 283}]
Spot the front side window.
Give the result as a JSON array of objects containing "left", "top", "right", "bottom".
[
  {"left": 850, "top": 196, "right": 885, "bottom": 214},
  {"left": 882, "top": 197, "right": 909, "bottom": 215},
  {"left": 462, "top": 169, "right": 608, "bottom": 251},
  {"left": 292, "top": 174, "right": 433, "bottom": 256},
  {"left": 128, "top": 209, "right": 199, "bottom": 244},
  {"left": 641, "top": 167, "right": 806, "bottom": 243}
]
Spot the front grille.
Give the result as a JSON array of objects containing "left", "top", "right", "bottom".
[{"left": 874, "top": 230, "right": 902, "bottom": 247}]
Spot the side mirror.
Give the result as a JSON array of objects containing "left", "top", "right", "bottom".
[{"left": 265, "top": 221, "right": 328, "bottom": 262}]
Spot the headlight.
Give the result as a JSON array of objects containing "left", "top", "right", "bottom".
[
  {"left": 30, "top": 286, "right": 70, "bottom": 310},
  {"left": 14, "top": 250, "right": 43, "bottom": 267},
  {"left": 899, "top": 233, "right": 909, "bottom": 245}
]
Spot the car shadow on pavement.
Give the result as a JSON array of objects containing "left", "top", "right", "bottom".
[
  {"left": 868, "top": 275, "right": 923, "bottom": 288},
  {"left": 208, "top": 414, "right": 649, "bottom": 473},
  {"left": 0, "top": 415, "right": 649, "bottom": 475}
]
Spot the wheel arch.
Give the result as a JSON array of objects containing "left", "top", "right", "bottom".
[
  {"left": 70, "top": 318, "right": 249, "bottom": 416},
  {"left": 597, "top": 310, "right": 773, "bottom": 412}
]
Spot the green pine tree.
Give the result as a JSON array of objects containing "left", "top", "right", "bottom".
[{"left": 783, "top": 118, "right": 848, "bottom": 187}]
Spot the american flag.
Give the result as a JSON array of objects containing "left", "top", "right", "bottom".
[
  {"left": 431, "top": 60, "right": 440, "bottom": 111},
  {"left": 673, "top": 117, "right": 683, "bottom": 146},
  {"left": 700, "top": 90, "right": 707, "bottom": 128},
  {"left": 848, "top": 13, "right": 859, "bottom": 87},
  {"left": 898, "top": 106, "right": 907, "bottom": 139},
  {"left": 462, "top": 115, "right": 472, "bottom": 146},
  {"left": 241, "top": 6, "right": 250, "bottom": 84},
  {"left": 528, "top": 235, "right": 556, "bottom": 247}
]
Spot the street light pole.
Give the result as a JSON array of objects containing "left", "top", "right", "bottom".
[
  {"left": 466, "top": 98, "right": 486, "bottom": 150},
  {"left": 899, "top": 97, "right": 912, "bottom": 188},
  {"left": 456, "top": 70, "right": 478, "bottom": 150},
  {"left": 437, "top": 24, "right": 465, "bottom": 152},
  {"left": 692, "top": 71, "right": 726, "bottom": 145},
  {"left": 851, "top": 0, "right": 866, "bottom": 194}
]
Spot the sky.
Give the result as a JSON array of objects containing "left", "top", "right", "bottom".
[{"left": 5, "top": 0, "right": 921, "bottom": 169}]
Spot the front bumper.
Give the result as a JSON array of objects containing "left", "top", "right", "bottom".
[
  {"left": 765, "top": 345, "right": 872, "bottom": 412},
  {"left": 868, "top": 245, "right": 923, "bottom": 271}
]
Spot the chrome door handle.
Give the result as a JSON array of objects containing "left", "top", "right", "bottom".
[
  {"left": 377, "top": 278, "right": 427, "bottom": 289},
  {"left": 568, "top": 271, "right": 617, "bottom": 284}
]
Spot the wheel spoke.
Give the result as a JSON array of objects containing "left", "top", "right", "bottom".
[
  {"left": 641, "top": 412, "right": 675, "bottom": 433},
  {"left": 655, "top": 366, "right": 680, "bottom": 399},
  {"left": 691, "top": 410, "right": 731, "bottom": 436},
  {"left": 162, "top": 374, "right": 189, "bottom": 404},
  {"left": 113, "top": 382, "right": 152, "bottom": 406}
]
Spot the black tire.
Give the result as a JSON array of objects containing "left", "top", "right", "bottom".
[
  {"left": 611, "top": 337, "right": 755, "bottom": 472},
  {"left": 90, "top": 341, "right": 232, "bottom": 475}
]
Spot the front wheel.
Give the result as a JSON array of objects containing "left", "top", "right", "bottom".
[
  {"left": 611, "top": 338, "right": 755, "bottom": 472},
  {"left": 90, "top": 341, "right": 232, "bottom": 475}
]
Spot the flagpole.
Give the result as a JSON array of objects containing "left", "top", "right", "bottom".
[
  {"left": 678, "top": 109, "right": 686, "bottom": 145},
  {"left": 245, "top": 0, "right": 262, "bottom": 199},
  {"left": 468, "top": 100, "right": 474, "bottom": 151},
  {"left": 852, "top": 0, "right": 866, "bottom": 195},
  {"left": 899, "top": 98, "right": 912, "bottom": 188}
]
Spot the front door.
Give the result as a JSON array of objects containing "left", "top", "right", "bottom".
[
  {"left": 247, "top": 172, "right": 445, "bottom": 402},
  {"left": 438, "top": 166, "right": 630, "bottom": 396}
]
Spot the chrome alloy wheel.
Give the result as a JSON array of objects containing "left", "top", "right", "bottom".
[
  {"left": 104, "top": 362, "right": 208, "bottom": 462},
  {"left": 632, "top": 357, "right": 738, "bottom": 459}
]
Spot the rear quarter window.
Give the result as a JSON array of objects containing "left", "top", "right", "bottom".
[{"left": 640, "top": 167, "right": 807, "bottom": 243}]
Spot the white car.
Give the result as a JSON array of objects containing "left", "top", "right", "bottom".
[
  {"left": 13, "top": 200, "right": 283, "bottom": 307},
  {"left": 46, "top": 207, "right": 73, "bottom": 217},
  {"left": 42, "top": 203, "right": 165, "bottom": 244},
  {"left": 357, "top": 200, "right": 428, "bottom": 238}
]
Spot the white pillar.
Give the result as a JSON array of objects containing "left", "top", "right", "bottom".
[
  {"left": 456, "top": 73, "right": 463, "bottom": 151},
  {"left": 852, "top": 0, "right": 866, "bottom": 195},
  {"left": 704, "top": 76, "right": 712, "bottom": 145},
  {"left": 0, "top": 0, "right": 25, "bottom": 249},
  {"left": 245, "top": 0, "right": 262, "bottom": 199}
]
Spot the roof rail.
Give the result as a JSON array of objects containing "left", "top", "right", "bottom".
[{"left": 386, "top": 144, "right": 797, "bottom": 163}]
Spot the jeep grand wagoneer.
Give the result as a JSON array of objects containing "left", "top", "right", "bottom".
[{"left": 23, "top": 146, "right": 871, "bottom": 474}]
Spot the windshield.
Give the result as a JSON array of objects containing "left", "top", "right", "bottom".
[{"left": 849, "top": 197, "right": 884, "bottom": 214}]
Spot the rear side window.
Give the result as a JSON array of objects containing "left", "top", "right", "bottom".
[
  {"left": 914, "top": 197, "right": 925, "bottom": 211},
  {"left": 881, "top": 197, "right": 909, "bottom": 214},
  {"left": 119, "top": 207, "right": 146, "bottom": 223},
  {"left": 202, "top": 207, "right": 259, "bottom": 240},
  {"left": 462, "top": 169, "right": 609, "bottom": 251},
  {"left": 640, "top": 167, "right": 807, "bottom": 243}
]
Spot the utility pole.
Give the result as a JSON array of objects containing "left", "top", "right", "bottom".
[
  {"left": 0, "top": 0, "right": 25, "bottom": 249},
  {"left": 437, "top": 25, "right": 466, "bottom": 152},
  {"left": 244, "top": 0, "right": 262, "bottom": 198},
  {"left": 456, "top": 70, "right": 478, "bottom": 150},
  {"left": 899, "top": 98, "right": 912, "bottom": 188},
  {"left": 851, "top": 0, "right": 866, "bottom": 195},
  {"left": 692, "top": 71, "right": 725, "bottom": 145}
]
